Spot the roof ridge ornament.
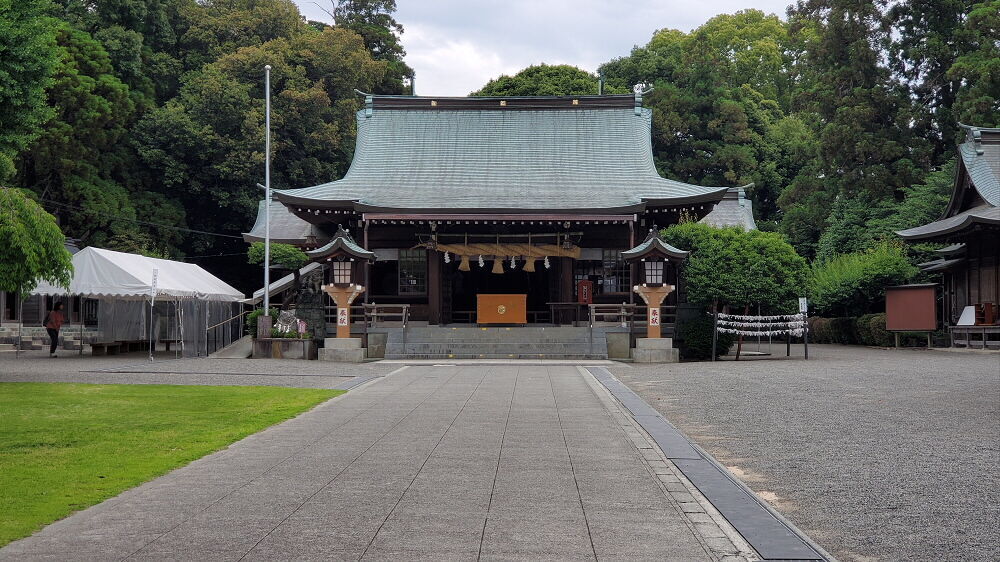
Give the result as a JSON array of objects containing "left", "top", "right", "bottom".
[
  {"left": 633, "top": 84, "right": 654, "bottom": 116},
  {"left": 957, "top": 122, "right": 994, "bottom": 155},
  {"left": 355, "top": 89, "right": 374, "bottom": 118}
]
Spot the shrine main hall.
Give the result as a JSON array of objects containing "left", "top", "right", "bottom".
[{"left": 245, "top": 92, "right": 754, "bottom": 327}]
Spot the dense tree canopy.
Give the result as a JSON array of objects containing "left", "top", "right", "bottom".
[
  {"left": 0, "top": 0, "right": 57, "bottom": 182},
  {"left": 661, "top": 222, "right": 808, "bottom": 311},
  {"left": 0, "top": 188, "right": 73, "bottom": 297},
  {"left": 471, "top": 64, "right": 627, "bottom": 97}
]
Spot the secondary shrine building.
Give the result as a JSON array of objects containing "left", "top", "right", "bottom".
[
  {"left": 897, "top": 124, "right": 1000, "bottom": 347},
  {"left": 244, "top": 93, "right": 753, "bottom": 327}
]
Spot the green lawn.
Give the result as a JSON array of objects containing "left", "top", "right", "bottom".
[{"left": 0, "top": 383, "right": 343, "bottom": 547}]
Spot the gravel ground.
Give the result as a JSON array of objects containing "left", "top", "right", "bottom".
[
  {"left": 610, "top": 344, "right": 1000, "bottom": 562},
  {"left": 0, "top": 350, "right": 398, "bottom": 388}
]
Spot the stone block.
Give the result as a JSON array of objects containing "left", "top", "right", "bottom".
[
  {"left": 323, "top": 338, "right": 362, "bottom": 349},
  {"left": 605, "top": 332, "right": 630, "bottom": 359},
  {"left": 366, "top": 333, "right": 387, "bottom": 358},
  {"left": 635, "top": 337, "right": 674, "bottom": 349},
  {"left": 318, "top": 348, "right": 366, "bottom": 362},
  {"left": 632, "top": 347, "right": 679, "bottom": 363}
]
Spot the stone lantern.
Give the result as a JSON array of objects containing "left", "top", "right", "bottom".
[{"left": 621, "top": 230, "right": 690, "bottom": 362}]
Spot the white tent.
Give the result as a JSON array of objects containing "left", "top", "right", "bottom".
[
  {"left": 30, "top": 247, "right": 244, "bottom": 357},
  {"left": 32, "top": 247, "right": 243, "bottom": 301}
]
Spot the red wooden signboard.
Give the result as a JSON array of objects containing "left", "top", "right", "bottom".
[
  {"left": 577, "top": 280, "right": 593, "bottom": 304},
  {"left": 885, "top": 285, "right": 937, "bottom": 331}
]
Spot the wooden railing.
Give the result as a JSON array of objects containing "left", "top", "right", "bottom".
[{"left": 363, "top": 304, "right": 410, "bottom": 328}]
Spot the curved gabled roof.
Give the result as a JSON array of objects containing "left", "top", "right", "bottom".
[
  {"left": 897, "top": 205, "right": 1000, "bottom": 240},
  {"left": 305, "top": 227, "right": 375, "bottom": 261},
  {"left": 621, "top": 230, "right": 690, "bottom": 260},
  {"left": 274, "top": 95, "right": 730, "bottom": 214},
  {"left": 898, "top": 124, "right": 1000, "bottom": 240}
]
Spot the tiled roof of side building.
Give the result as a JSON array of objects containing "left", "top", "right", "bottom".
[
  {"left": 273, "top": 95, "right": 731, "bottom": 213},
  {"left": 957, "top": 133, "right": 1000, "bottom": 208},
  {"left": 896, "top": 205, "right": 1000, "bottom": 240},
  {"left": 243, "top": 200, "right": 328, "bottom": 244},
  {"left": 700, "top": 186, "right": 757, "bottom": 230}
]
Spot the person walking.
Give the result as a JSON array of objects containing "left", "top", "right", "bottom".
[{"left": 44, "top": 302, "right": 65, "bottom": 358}]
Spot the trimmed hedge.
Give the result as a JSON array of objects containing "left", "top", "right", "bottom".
[
  {"left": 856, "top": 313, "right": 894, "bottom": 347},
  {"left": 808, "top": 313, "right": 895, "bottom": 347}
]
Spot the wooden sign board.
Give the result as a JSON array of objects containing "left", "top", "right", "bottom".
[
  {"left": 577, "top": 280, "right": 593, "bottom": 304},
  {"left": 477, "top": 294, "right": 527, "bottom": 325},
  {"left": 885, "top": 285, "right": 937, "bottom": 332}
]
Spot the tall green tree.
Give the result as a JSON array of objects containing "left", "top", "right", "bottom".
[
  {"left": 0, "top": 188, "right": 73, "bottom": 297},
  {"left": 178, "top": 0, "right": 306, "bottom": 71},
  {"left": 332, "top": 0, "right": 412, "bottom": 94},
  {"left": 783, "top": 0, "right": 930, "bottom": 258},
  {"left": 16, "top": 24, "right": 139, "bottom": 249},
  {"left": 0, "top": 0, "right": 58, "bottom": 182},
  {"left": 947, "top": 1, "right": 1000, "bottom": 127},
  {"left": 600, "top": 11, "right": 799, "bottom": 222},
  {"left": 887, "top": 0, "right": 978, "bottom": 158},
  {"left": 133, "top": 27, "right": 385, "bottom": 252},
  {"left": 472, "top": 64, "right": 621, "bottom": 97}
]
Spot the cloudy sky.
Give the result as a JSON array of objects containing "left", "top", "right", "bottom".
[{"left": 293, "top": 1, "right": 792, "bottom": 96}]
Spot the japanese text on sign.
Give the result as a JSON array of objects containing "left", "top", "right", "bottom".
[{"left": 649, "top": 307, "right": 660, "bottom": 326}]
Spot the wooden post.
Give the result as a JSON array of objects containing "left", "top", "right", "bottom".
[
  {"left": 711, "top": 308, "right": 718, "bottom": 362},
  {"left": 323, "top": 284, "right": 365, "bottom": 338},
  {"left": 804, "top": 321, "right": 809, "bottom": 360},
  {"left": 633, "top": 285, "right": 673, "bottom": 339}
]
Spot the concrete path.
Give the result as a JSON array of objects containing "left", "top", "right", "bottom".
[{"left": 1, "top": 365, "right": 736, "bottom": 561}]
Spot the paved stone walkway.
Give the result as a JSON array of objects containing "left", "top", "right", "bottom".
[{"left": 1, "top": 365, "right": 726, "bottom": 561}]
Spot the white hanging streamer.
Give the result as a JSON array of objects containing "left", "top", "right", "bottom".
[
  {"left": 717, "top": 327, "right": 806, "bottom": 337},
  {"left": 717, "top": 313, "right": 806, "bottom": 321},
  {"left": 543, "top": 256, "right": 551, "bottom": 269},
  {"left": 478, "top": 255, "right": 485, "bottom": 268},
  {"left": 443, "top": 251, "right": 450, "bottom": 264},
  {"left": 714, "top": 312, "right": 808, "bottom": 337},
  {"left": 510, "top": 255, "right": 516, "bottom": 268}
]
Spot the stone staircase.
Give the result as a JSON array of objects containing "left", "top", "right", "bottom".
[{"left": 383, "top": 326, "right": 609, "bottom": 360}]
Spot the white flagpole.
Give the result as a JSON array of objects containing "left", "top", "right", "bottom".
[{"left": 263, "top": 64, "right": 272, "bottom": 315}]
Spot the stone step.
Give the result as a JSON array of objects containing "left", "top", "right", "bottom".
[
  {"left": 386, "top": 341, "right": 606, "bottom": 353},
  {"left": 384, "top": 353, "right": 607, "bottom": 360}
]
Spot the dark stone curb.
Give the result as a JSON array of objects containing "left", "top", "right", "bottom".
[{"left": 587, "top": 367, "right": 833, "bottom": 562}]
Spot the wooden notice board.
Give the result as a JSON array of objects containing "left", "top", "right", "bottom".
[
  {"left": 885, "top": 284, "right": 937, "bottom": 331},
  {"left": 477, "top": 294, "right": 527, "bottom": 324}
]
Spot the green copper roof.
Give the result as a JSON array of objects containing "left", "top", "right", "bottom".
[
  {"left": 898, "top": 124, "right": 1000, "bottom": 240},
  {"left": 621, "top": 230, "right": 689, "bottom": 260},
  {"left": 305, "top": 226, "right": 375, "bottom": 261},
  {"left": 700, "top": 186, "right": 757, "bottom": 230},
  {"left": 274, "top": 95, "right": 730, "bottom": 213},
  {"left": 897, "top": 205, "right": 1000, "bottom": 240}
]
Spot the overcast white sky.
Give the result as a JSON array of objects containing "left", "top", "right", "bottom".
[{"left": 293, "top": 1, "right": 793, "bottom": 96}]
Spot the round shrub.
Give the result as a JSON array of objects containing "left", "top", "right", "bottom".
[
  {"left": 866, "top": 313, "right": 893, "bottom": 347},
  {"left": 677, "top": 314, "right": 735, "bottom": 361},
  {"left": 246, "top": 307, "right": 279, "bottom": 335},
  {"left": 811, "top": 317, "right": 833, "bottom": 343}
]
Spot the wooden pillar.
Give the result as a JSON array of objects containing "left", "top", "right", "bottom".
[
  {"left": 560, "top": 257, "right": 574, "bottom": 324},
  {"left": 634, "top": 285, "right": 675, "bottom": 339},
  {"left": 323, "top": 284, "right": 365, "bottom": 338},
  {"left": 428, "top": 250, "right": 442, "bottom": 325}
]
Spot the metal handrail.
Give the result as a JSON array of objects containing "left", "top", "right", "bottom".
[{"left": 208, "top": 310, "right": 247, "bottom": 331}]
